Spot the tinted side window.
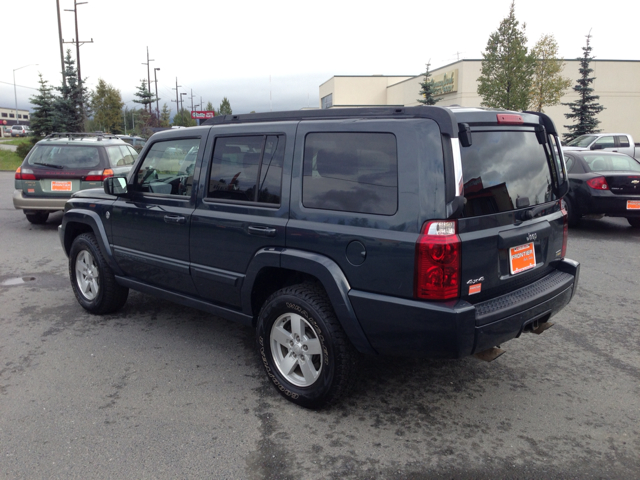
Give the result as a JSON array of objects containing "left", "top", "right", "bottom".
[
  {"left": 302, "top": 132, "right": 398, "bottom": 215},
  {"left": 208, "top": 135, "right": 284, "bottom": 204}
]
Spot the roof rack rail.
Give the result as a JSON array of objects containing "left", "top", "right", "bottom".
[{"left": 44, "top": 132, "right": 121, "bottom": 141}]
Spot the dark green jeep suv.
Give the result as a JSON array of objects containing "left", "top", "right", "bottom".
[{"left": 59, "top": 107, "right": 580, "bottom": 408}]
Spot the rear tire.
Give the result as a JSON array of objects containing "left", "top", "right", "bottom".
[
  {"left": 25, "top": 212, "right": 49, "bottom": 224},
  {"left": 69, "top": 233, "right": 129, "bottom": 314},
  {"left": 627, "top": 217, "right": 640, "bottom": 228},
  {"left": 256, "top": 283, "right": 357, "bottom": 409}
]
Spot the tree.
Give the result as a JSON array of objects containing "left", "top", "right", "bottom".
[
  {"left": 562, "top": 33, "right": 605, "bottom": 142},
  {"left": 529, "top": 34, "right": 571, "bottom": 112},
  {"left": 132, "top": 79, "right": 156, "bottom": 115},
  {"left": 172, "top": 108, "right": 196, "bottom": 127},
  {"left": 29, "top": 74, "right": 57, "bottom": 137},
  {"left": 205, "top": 101, "right": 214, "bottom": 112},
  {"left": 53, "top": 50, "right": 85, "bottom": 132},
  {"left": 216, "top": 97, "right": 232, "bottom": 116},
  {"left": 160, "top": 103, "right": 171, "bottom": 127},
  {"left": 417, "top": 62, "right": 440, "bottom": 105},
  {"left": 477, "top": 1, "right": 534, "bottom": 111},
  {"left": 92, "top": 79, "right": 124, "bottom": 133}
]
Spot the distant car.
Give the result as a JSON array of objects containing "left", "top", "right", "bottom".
[
  {"left": 13, "top": 132, "right": 138, "bottom": 224},
  {"left": 115, "top": 135, "right": 147, "bottom": 148},
  {"left": 563, "top": 150, "right": 640, "bottom": 228},
  {"left": 11, "top": 125, "right": 28, "bottom": 137},
  {"left": 3, "top": 126, "right": 12, "bottom": 137}
]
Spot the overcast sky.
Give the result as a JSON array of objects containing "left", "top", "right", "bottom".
[{"left": 2, "top": 0, "right": 638, "bottom": 116}]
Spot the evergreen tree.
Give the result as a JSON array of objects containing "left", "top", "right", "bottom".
[
  {"left": 53, "top": 50, "right": 85, "bottom": 132},
  {"left": 160, "top": 103, "right": 171, "bottom": 127},
  {"left": 29, "top": 74, "right": 57, "bottom": 137},
  {"left": 205, "top": 101, "right": 214, "bottom": 112},
  {"left": 529, "top": 34, "right": 571, "bottom": 112},
  {"left": 92, "top": 79, "right": 124, "bottom": 133},
  {"left": 562, "top": 33, "right": 605, "bottom": 142},
  {"left": 417, "top": 62, "right": 440, "bottom": 105},
  {"left": 216, "top": 97, "right": 232, "bottom": 116},
  {"left": 477, "top": 1, "right": 534, "bottom": 111},
  {"left": 133, "top": 79, "right": 156, "bottom": 114}
]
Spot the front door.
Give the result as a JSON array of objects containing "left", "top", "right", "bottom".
[{"left": 109, "top": 135, "right": 205, "bottom": 295}]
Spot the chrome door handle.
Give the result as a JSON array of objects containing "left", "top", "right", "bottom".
[
  {"left": 248, "top": 225, "right": 277, "bottom": 237},
  {"left": 164, "top": 215, "right": 186, "bottom": 224}
]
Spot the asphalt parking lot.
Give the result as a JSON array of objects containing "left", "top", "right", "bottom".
[{"left": 0, "top": 170, "right": 639, "bottom": 479}]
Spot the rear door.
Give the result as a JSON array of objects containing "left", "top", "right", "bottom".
[
  {"left": 455, "top": 122, "right": 567, "bottom": 305},
  {"left": 189, "top": 123, "right": 295, "bottom": 308}
]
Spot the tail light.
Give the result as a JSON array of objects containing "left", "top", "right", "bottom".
[
  {"left": 15, "top": 166, "right": 36, "bottom": 180},
  {"left": 414, "top": 220, "right": 461, "bottom": 300},
  {"left": 560, "top": 200, "right": 568, "bottom": 258},
  {"left": 84, "top": 169, "right": 114, "bottom": 181},
  {"left": 586, "top": 176, "right": 609, "bottom": 190}
]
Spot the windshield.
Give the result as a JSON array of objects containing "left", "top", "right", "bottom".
[
  {"left": 583, "top": 154, "right": 640, "bottom": 172},
  {"left": 27, "top": 145, "right": 101, "bottom": 169},
  {"left": 460, "top": 130, "right": 556, "bottom": 217},
  {"left": 566, "top": 135, "right": 596, "bottom": 147}
]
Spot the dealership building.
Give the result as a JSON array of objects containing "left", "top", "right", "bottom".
[{"left": 319, "top": 59, "right": 640, "bottom": 141}]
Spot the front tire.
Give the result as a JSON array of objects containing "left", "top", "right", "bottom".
[
  {"left": 564, "top": 197, "right": 580, "bottom": 227},
  {"left": 69, "top": 233, "right": 128, "bottom": 314},
  {"left": 256, "top": 284, "right": 357, "bottom": 409}
]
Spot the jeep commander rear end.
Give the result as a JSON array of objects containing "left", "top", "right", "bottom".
[{"left": 59, "top": 106, "right": 579, "bottom": 408}]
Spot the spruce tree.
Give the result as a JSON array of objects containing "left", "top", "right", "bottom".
[
  {"left": 53, "top": 50, "right": 86, "bottom": 132},
  {"left": 160, "top": 103, "right": 171, "bottom": 127},
  {"left": 562, "top": 33, "right": 605, "bottom": 142},
  {"left": 29, "top": 74, "right": 57, "bottom": 137},
  {"left": 133, "top": 80, "right": 156, "bottom": 114},
  {"left": 477, "top": 1, "right": 534, "bottom": 111},
  {"left": 217, "top": 97, "right": 232, "bottom": 116},
  {"left": 417, "top": 62, "right": 440, "bottom": 105}
]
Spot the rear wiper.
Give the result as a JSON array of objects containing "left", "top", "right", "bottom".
[{"left": 33, "top": 162, "right": 64, "bottom": 169}]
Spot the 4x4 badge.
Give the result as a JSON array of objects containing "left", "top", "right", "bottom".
[{"left": 526, "top": 233, "right": 537, "bottom": 242}]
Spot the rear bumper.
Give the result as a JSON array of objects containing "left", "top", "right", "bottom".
[
  {"left": 349, "top": 258, "right": 579, "bottom": 358},
  {"left": 13, "top": 190, "right": 69, "bottom": 211}
]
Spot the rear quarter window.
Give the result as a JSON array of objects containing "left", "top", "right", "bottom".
[{"left": 302, "top": 132, "right": 398, "bottom": 215}]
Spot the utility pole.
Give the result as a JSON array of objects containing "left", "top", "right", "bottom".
[
  {"left": 189, "top": 89, "right": 195, "bottom": 113},
  {"left": 141, "top": 47, "right": 154, "bottom": 114},
  {"left": 180, "top": 92, "right": 187, "bottom": 113},
  {"left": 172, "top": 77, "right": 182, "bottom": 118},
  {"left": 154, "top": 68, "right": 161, "bottom": 121},
  {"left": 63, "top": 1, "right": 93, "bottom": 98},
  {"left": 56, "top": 0, "right": 66, "bottom": 88}
]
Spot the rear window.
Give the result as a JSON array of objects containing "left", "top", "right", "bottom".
[
  {"left": 460, "top": 131, "right": 556, "bottom": 217},
  {"left": 27, "top": 145, "right": 101, "bottom": 169},
  {"left": 583, "top": 154, "right": 640, "bottom": 172}
]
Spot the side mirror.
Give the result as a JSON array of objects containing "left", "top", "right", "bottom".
[
  {"left": 104, "top": 176, "right": 129, "bottom": 196},
  {"left": 590, "top": 143, "right": 604, "bottom": 150}
]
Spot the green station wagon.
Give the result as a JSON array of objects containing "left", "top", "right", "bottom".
[{"left": 13, "top": 133, "right": 138, "bottom": 224}]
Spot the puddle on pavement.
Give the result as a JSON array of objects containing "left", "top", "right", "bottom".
[{"left": 1, "top": 277, "right": 37, "bottom": 286}]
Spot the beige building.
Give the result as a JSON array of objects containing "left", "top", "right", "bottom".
[{"left": 319, "top": 59, "right": 640, "bottom": 141}]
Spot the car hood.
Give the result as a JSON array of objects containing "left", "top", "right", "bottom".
[{"left": 71, "top": 187, "right": 114, "bottom": 200}]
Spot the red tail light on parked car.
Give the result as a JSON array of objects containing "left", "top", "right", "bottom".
[
  {"left": 414, "top": 220, "right": 461, "bottom": 300},
  {"left": 15, "top": 167, "right": 36, "bottom": 180},
  {"left": 84, "top": 169, "right": 114, "bottom": 181},
  {"left": 586, "top": 176, "right": 609, "bottom": 190}
]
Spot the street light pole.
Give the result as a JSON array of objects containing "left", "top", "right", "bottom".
[{"left": 13, "top": 64, "right": 38, "bottom": 126}]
